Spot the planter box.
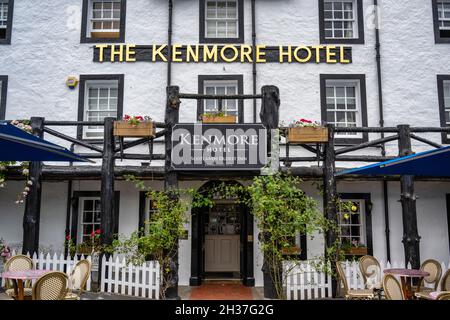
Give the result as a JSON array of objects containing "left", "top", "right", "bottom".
[
  {"left": 113, "top": 121, "right": 155, "bottom": 137},
  {"left": 282, "top": 246, "right": 301, "bottom": 255},
  {"left": 202, "top": 115, "right": 237, "bottom": 124},
  {"left": 287, "top": 127, "right": 328, "bottom": 143},
  {"left": 345, "top": 247, "right": 368, "bottom": 256}
]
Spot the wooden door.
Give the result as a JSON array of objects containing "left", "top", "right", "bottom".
[{"left": 204, "top": 235, "right": 240, "bottom": 272}]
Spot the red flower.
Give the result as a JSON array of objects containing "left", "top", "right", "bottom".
[
  {"left": 90, "top": 231, "right": 95, "bottom": 238},
  {"left": 124, "top": 115, "right": 131, "bottom": 120},
  {"left": 65, "top": 235, "right": 71, "bottom": 241},
  {"left": 300, "top": 118, "right": 312, "bottom": 123},
  {"left": 136, "top": 116, "right": 144, "bottom": 121},
  {"left": 95, "top": 229, "right": 101, "bottom": 235}
]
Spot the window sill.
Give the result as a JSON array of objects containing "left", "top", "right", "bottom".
[
  {"left": 199, "top": 37, "right": 244, "bottom": 44},
  {"left": 81, "top": 36, "right": 124, "bottom": 44},
  {"left": 320, "top": 38, "right": 365, "bottom": 45},
  {"left": 435, "top": 37, "right": 450, "bottom": 44}
]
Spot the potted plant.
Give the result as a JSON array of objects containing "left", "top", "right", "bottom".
[
  {"left": 114, "top": 115, "right": 155, "bottom": 137},
  {"left": 201, "top": 111, "right": 237, "bottom": 124},
  {"left": 0, "top": 239, "right": 11, "bottom": 285},
  {"left": 287, "top": 118, "right": 328, "bottom": 143},
  {"left": 281, "top": 246, "right": 301, "bottom": 255},
  {"left": 342, "top": 239, "right": 368, "bottom": 256}
]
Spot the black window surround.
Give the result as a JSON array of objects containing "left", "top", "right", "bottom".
[
  {"left": 70, "top": 191, "right": 120, "bottom": 245},
  {"left": 0, "top": 75, "right": 7, "bottom": 120},
  {"left": 320, "top": 74, "right": 368, "bottom": 144},
  {"left": 197, "top": 74, "right": 244, "bottom": 123},
  {"left": 80, "top": 0, "right": 127, "bottom": 43},
  {"left": 432, "top": 0, "right": 450, "bottom": 43},
  {"left": 199, "top": 0, "right": 244, "bottom": 44},
  {"left": 438, "top": 75, "right": 450, "bottom": 143},
  {"left": 0, "top": 0, "right": 14, "bottom": 45},
  {"left": 77, "top": 74, "right": 124, "bottom": 141},
  {"left": 318, "top": 0, "right": 365, "bottom": 44},
  {"left": 339, "top": 193, "right": 373, "bottom": 256}
]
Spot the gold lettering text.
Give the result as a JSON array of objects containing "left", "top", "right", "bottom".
[
  {"left": 125, "top": 44, "right": 136, "bottom": 62},
  {"left": 220, "top": 45, "right": 239, "bottom": 62},
  {"left": 293, "top": 46, "right": 312, "bottom": 63},
  {"left": 203, "top": 45, "right": 218, "bottom": 62},
  {"left": 186, "top": 45, "right": 199, "bottom": 62},
  {"left": 256, "top": 45, "right": 266, "bottom": 63},
  {"left": 340, "top": 46, "right": 350, "bottom": 64},
  {"left": 311, "top": 45, "right": 325, "bottom": 63},
  {"left": 172, "top": 44, "right": 183, "bottom": 62},
  {"left": 279, "top": 46, "right": 292, "bottom": 63},
  {"left": 96, "top": 44, "right": 108, "bottom": 62},
  {"left": 152, "top": 45, "right": 168, "bottom": 62},
  {"left": 110, "top": 44, "right": 124, "bottom": 62},
  {"left": 240, "top": 45, "right": 253, "bottom": 62}
]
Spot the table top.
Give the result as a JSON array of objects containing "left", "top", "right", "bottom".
[
  {"left": 1, "top": 270, "right": 50, "bottom": 280},
  {"left": 383, "top": 268, "right": 430, "bottom": 278}
]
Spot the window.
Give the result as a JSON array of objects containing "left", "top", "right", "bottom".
[
  {"left": 433, "top": 0, "right": 450, "bottom": 42},
  {"left": 198, "top": 75, "right": 244, "bottom": 123},
  {"left": 338, "top": 193, "right": 373, "bottom": 256},
  {"left": 0, "top": 0, "right": 13, "bottom": 44},
  {"left": 139, "top": 192, "right": 158, "bottom": 236},
  {"left": 77, "top": 75, "right": 124, "bottom": 140},
  {"left": 438, "top": 75, "right": 450, "bottom": 143},
  {"left": 0, "top": 75, "right": 7, "bottom": 120},
  {"left": 81, "top": 0, "right": 126, "bottom": 43},
  {"left": 320, "top": 74, "right": 368, "bottom": 143},
  {"left": 79, "top": 197, "right": 101, "bottom": 244},
  {"left": 200, "top": 0, "right": 244, "bottom": 43},
  {"left": 319, "top": 0, "right": 364, "bottom": 44}
]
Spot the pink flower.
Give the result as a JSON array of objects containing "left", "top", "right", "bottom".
[{"left": 300, "top": 118, "right": 312, "bottom": 123}]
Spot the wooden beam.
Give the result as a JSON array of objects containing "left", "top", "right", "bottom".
[
  {"left": 398, "top": 124, "right": 421, "bottom": 269},
  {"left": 22, "top": 117, "right": 45, "bottom": 255}
]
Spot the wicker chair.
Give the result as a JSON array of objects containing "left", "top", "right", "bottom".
[
  {"left": 336, "top": 262, "right": 375, "bottom": 300},
  {"left": 32, "top": 271, "right": 68, "bottom": 300},
  {"left": 64, "top": 259, "right": 91, "bottom": 300},
  {"left": 436, "top": 291, "right": 450, "bottom": 300},
  {"left": 441, "top": 269, "right": 450, "bottom": 291},
  {"left": 359, "top": 255, "right": 382, "bottom": 289},
  {"left": 415, "top": 259, "right": 442, "bottom": 293},
  {"left": 383, "top": 274, "right": 405, "bottom": 300},
  {"left": 3, "top": 255, "right": 34, "bottom": 299}
]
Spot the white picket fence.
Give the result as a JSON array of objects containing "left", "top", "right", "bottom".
[
  {"left": 100, "top": 255, "right": 160, "bottom": 299},
  {"left": 286, "top": 259, "right": 450, "bottom": 300},
  {"left": 2, "top": 250, "right": 160, "bottom": 299}
]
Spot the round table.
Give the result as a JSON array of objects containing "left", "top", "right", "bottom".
[
  {"left": 1, "top": 270, "right": 50, "bottom": 300},
  {"left": 383, "top": 268, "right": 430, "bottom": 300}
]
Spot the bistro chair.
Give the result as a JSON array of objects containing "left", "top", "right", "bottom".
[
  {"left": 440, "top": 269, "right": 450, "bottom": 291},
  {"left": 415, "top": 259, "right": 442, "bottom": 293},
  {"left": 436, "top": 292, "right": 450, "bottom": 300},
  {"left": 336, "top": 262, "right": 375, "bottom": 300},
  {"left": 64, "top": 259, "right": 91, "bottom": 300},
  {"left": 359, "top": 255, "right": 382, "bottom": 289},
  {"left": 3, "top": 255, "right": 34, "bottom": 300},
  {"left": 383, "top": 274, "right": 405, "bottom": 300},
  {"left": 32, "top": 271, "right": 68, "bottom": 300}
]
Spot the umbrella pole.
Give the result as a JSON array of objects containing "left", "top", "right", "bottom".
[
  {"left": 398, "top": 124, "right": 421, "bottom": 270},
  {"left": 22, "top": 117, "right": 45, "bottom": 256}
]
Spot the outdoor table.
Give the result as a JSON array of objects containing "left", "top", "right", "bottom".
[
  {"left": 383, "top": 268, "right": 430, "bottom": 300},
  {"left": 1, "top": 270, "right": 49, "bottom": 300}
]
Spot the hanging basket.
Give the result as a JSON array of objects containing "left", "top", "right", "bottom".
[
  {"left": 113, "top": 121, "right": 155, "bottom": 137},
  {"left": 287, "top": 126, "right": 328, "bottom": 143},
  {"left": 202, "top": 115, "right": 237, "bottom": 124}
]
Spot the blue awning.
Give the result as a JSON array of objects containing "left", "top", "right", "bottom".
[
  {"left": 0, "top": 122, "right": 91, "bottom": 162},
  {"left": 336, "top": 145, "right": 450, "bottom": 177}
]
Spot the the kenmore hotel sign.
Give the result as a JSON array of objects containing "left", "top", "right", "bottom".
[{"left": 171, "top": 124, "right": 267, "bottom": 170}]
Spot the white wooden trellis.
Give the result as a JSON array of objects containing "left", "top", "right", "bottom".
[
  {"left": 286, "top": 259, "right": 450, "bottom": 300},
  {"left": 99, "top": 255, "right": 160, "bottom": 300}
]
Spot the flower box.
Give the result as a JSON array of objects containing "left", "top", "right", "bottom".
[
  {"left": 287, "top": 127, "right": 328, "bottom": 143},
  {"left": 345, "top": 247, "right": 368, "bottom": 256},
  {"left": 202, "top": 115, "right": 237, "bottom": 124},
  {"left": 281, "top": 246, "right": 301, "bottom": 255},
  {"left": 113, "top": 121, "right": 155, "bottom": 137}
]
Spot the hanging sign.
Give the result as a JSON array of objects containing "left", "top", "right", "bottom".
[
  {"left": 171, "top": 123, "right": 268, "bottom": 170},
  {"left": 93, "top": 44, "right": 352, "bottom": 64}
]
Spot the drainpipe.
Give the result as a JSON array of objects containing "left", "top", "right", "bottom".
[
  {"left": 64, "top": 143, "right": 75, "bottom": 257},
  {"left": 374, "top": 0, "right": 391, "bottom": 262},
  {"left": 167, "top": 0, "right": 173, "bottom": 86},
  {"left": 252, "top": 0, "right": 257, "bottom": 123}
]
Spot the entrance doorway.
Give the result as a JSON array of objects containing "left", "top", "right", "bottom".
[{"left": 190, "top": 181, "right": 254, "bottom": 287}]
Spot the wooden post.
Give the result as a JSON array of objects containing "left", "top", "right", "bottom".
[
  {"left": 22, "top": 117, "right": 45, "bottom": 255},
  {"left": 323, "top": 124, "right": 338, "bottom": 297},
  {"left": 165, "top": 86, "right": 180, "bottom": 300},
  {"left": 100, "top": 117, "right": 116, "bottom": 247},
  {"left": 398, "top": 124, "right": 421, "bottom": 269},
  {"left": 259, "top": 85, "right": 280, "bottom": 299}
]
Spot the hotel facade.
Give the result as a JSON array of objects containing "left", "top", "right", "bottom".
[{"left": 1, "top": 0, "right": 450, "bottom": 294}]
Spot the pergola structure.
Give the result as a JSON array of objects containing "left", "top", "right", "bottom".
[{"left": 5, "top": 85, "right": 450, "bottom": 299}]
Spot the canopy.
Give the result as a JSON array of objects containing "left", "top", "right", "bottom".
[
  {"left": 336, "top": 145, "right": 450, "bottom": 177},
  {"left": 0, "top": 122, "right": 91, "bottom": 162}
]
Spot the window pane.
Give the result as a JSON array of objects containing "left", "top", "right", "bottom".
[
  {"left": 336, "top": 98, "right": 346, "bottom": 109},
  {"left": 217, "top": 21, "right": 227, "bottom": 37},
  {"left": 336, "top": 111, "right": 346, "bottom": 122},
  {"left": 227, "top": 21, "right": 237, "bottom": 37},
  {"left": 217, "top": 1, "right": 227, "bottom": 18},
  {"left": 335, "top": 87, "right": 346, "bottom": 97},
  {"left": 216, "top": 86, "right": 226, "bottom": 95},
  {"left": 206, "top": 21, "right": 217, "bottom": 37},
  {"left": 327, "top": 111, "right": 335, "bottom": 123}
]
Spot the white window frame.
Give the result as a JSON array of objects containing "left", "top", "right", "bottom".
[
  {"left": 205, "top": 0, "right": 239, "bottom": 39},
  {"left": 143, "top": 198, "right": 158, "bottom": 235},
  {"left": 438, "top": 1, "right": 450, "bottom": 31},
  {"left": 323, "top": 0, "right": 358, "bottom": 39},
  {"left": 203, "top": 80, "right": 238, "bottom": 116},
  {"left": 0, "top": 1, "right": 8, "bottom": 29},
  {"left": 79, "top": 197, "right": 101, "bottom": 244},
  {"left": 325, "top": 79, "right": 362, "bottom": 138},
  {"left": 83, "top": 80, "right": 119, "bottom": 139},
  {"left": 88, "top": 0, "right": 121, "bottom": 36},
  {"left": 338, "top": 199, "right": 366, "bottom": 246}
]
